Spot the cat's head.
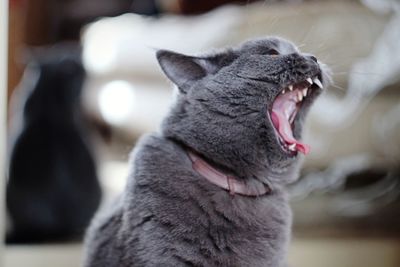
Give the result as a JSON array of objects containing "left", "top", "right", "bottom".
[{"left": 158, "top": 37, "right": 331, "bottom": 185}]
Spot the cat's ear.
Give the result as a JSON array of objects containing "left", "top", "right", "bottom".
[
  {"left": 156, "top": 50, "right": 204, "bottom": 91},
  {"left": 156, "top": 50, "right": 229, "bottom": 93}
]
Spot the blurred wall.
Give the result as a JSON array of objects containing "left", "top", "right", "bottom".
[
  {"left": 1, "top": 0, "right": 9, "bottom": 263},
  {"left": 7, "top": 0, "right": 27, "bottom": 112}
]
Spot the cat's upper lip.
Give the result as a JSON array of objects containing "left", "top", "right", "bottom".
[{"left": 279, "top": 76, "right": 323, "bottom": 97}]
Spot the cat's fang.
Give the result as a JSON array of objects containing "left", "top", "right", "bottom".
[
  {"left": 313, "top": 77, "right": 323, "bottom": 88},
  {"left": 306, "top": 77, "right": 313, "bottom": 85},
  {"left": 288, "top": 143, "right": 296, "bottom": 151},
  {"left": 297, "top": 91, "right": 303, "bottom": 101},
  {"left": 282, "top": 89, "right": 286, "bottom": 94},
  {"left": 288, "top": 85, "right": 293, "bottom": 91},
  {"left": 302, "top": 88, "right": 308, "bottom": 97}
]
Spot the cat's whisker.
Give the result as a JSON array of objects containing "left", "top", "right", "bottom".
[
  {"left": 297, "top": 43, "right": 306, "bottom": 49},
  {"left": 330, "top": 83, "right": 347, "bottom": 91},
  {"left": 300, "top": 26, "right": 316, "bottom": 46}
]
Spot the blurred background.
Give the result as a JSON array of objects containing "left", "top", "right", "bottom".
[{"left": 2, "top": 0, "right": 400, "bottom": 266}]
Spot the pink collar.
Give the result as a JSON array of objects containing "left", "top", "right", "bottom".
[{"left": 187, "top": 151, "right": 270, "bottom": 197}]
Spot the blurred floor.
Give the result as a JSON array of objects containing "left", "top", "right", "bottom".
[{"left": 4, "top": 238, "right": 400, "bottom": 267}]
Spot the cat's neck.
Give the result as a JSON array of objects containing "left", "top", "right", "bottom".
[{"left": 186, "top": 149, "right": 271, "bottom": 196}]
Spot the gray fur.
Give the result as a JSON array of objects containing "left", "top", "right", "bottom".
[{"left": 83, "top": 37, "right": 330, "bottom": 267}]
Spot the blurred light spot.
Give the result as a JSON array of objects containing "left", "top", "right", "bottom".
[
  {"left": 82, "top": 21, "right": 119, "bottom": 74},
  {"left": 98, "top": 80, "right": 136, "bottom": 125},
  {"left": 83, "top": 39, "right": 116, "bottom": 74}
]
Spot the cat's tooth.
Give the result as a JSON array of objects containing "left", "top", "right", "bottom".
[
  {"left": 303, "top": 88, "right": 308, "bottom": 97},
  {"left": 288, "top": 143, "right": 296, "bottom": 151},
  {"left": 282, "top": 89, "right": 286, "bottom": 94},
  {"left": 306, "top": 77, "right": 313, "bottom": 85},
  {"left": 288, "top": 85, "right": 293, "bottom": 91},
  {"left": 297, "top": 91, "right": 303, "bottom": 101},
  {"left": 313, "top": 77, "right": 323, "bottom": 89}
]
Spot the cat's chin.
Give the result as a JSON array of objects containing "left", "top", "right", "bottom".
[{"left": 268, "top": 74, "right": 324, "bottom": 157}]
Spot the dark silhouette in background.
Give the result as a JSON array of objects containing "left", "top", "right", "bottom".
[{"left": 6, "top": 45, "right": 101, "bottom": 243}]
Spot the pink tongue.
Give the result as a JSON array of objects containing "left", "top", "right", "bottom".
[{"left": 271, "top": 91, "right": 310, "bottom": 155}]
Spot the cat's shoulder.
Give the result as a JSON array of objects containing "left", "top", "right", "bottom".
[
  {"left": 130, "top": 133, "right": 183, "bottom": 163},
  {"left": 135, "top": 133, "right": 168, "bottom": 148}
]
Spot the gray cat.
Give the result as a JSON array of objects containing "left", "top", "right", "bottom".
[{"left": 83, "top": 37, "right": 331, "bottom": 267}]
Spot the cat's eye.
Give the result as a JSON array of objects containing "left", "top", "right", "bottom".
[{"left": 268, "top": 49, "right": 280, "bottom": 56}]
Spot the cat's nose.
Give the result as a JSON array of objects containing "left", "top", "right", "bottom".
[
  {"left": 308, "top": 55, "right": 318, "bottom": 63},
  {"left": 292, "top": 53, "right": 319, "bottom": 75},
  {"left": 303, "top": 53, "right": 318, "bottom": 63}
]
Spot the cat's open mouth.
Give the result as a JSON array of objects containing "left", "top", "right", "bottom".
[{"left": 270, "top": 76, "right": 323, "bottom": 156}]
